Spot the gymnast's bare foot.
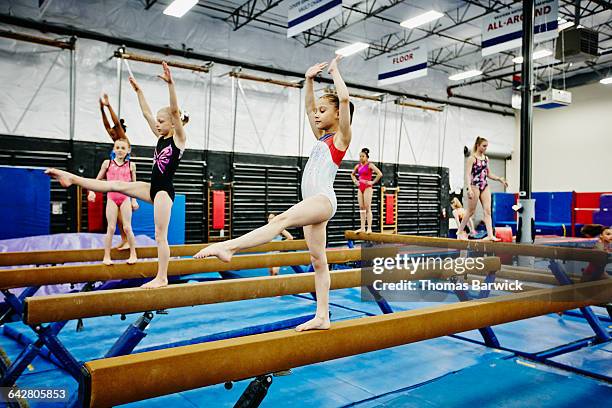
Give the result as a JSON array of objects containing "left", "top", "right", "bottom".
[
  {"left": 482, "top": 235, "right": 500, "bottom": 242},
  {"left": 457, "top": 231, "right": 469, "bottom": 241},
  {"left": 115, "top": 240, "right": 130, "bottom": 250},
  {"left": 127, "top": 253, "right": 138, "bottom": 265},
  {"left": 366, "top": 228, "right": 373, "bottom": 234},
  {"left": 355, "top": 228, "right": 365, "bottom": 233},
  {"left": 193, "top": 242, "right": 234, "bottom": 262},
  {"left": 295, "top": 315, "right": 330, "bottom": 331},
  {"left": 45, "top": 168, "right": 74, "bottom": 188},
  {"left": 141, "top": 276, "right": 168, "bottom": 289},
  {"left": 102, "top": 257, "right": 113, "bottom": 266}
]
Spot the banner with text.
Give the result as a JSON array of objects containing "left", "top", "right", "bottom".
[
  {"left": 378, "top": 44, "right": 428, "bottom": 86},
  {"left": 287, "top": 0, "right": 343, "bottom": 38},
  {"left": 482, "top": 0, "right": 558, "bottom": 56}
]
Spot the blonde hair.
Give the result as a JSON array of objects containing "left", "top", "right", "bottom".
[
  {"left": 473, "top": 136, "right": 488, "bottom": 153},
  {"left": 451, "top": 197, "right": 462, "bottom": 209},
  {"left": 159, "top": 107, "right": 190, "bottom": 125}
]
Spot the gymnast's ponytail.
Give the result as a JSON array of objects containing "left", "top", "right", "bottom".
[{"left": 473, "top": 136, "right": 487, "bottom": 153}]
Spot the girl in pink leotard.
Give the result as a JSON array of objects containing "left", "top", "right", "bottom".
[
  {"left": 99, "top": 93, "right": 132, "bottom": 250},
  {"left": 88, "top": 138, "right": 138, "bottom": 265},
  {"left": 351, "top": 147, "right": 382, "bottom": 233}
]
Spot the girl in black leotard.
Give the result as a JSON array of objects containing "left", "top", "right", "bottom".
[{"left": 46, "top": 62, "right": 188, "bottom": 289}]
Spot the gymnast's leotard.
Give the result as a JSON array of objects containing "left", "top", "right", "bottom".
[
  {"left": 356, "top": 162, "right": 372, "bottom": 192},
  {"left": 106, "top": 159, "right": 132, "bottom": 207},
  {"left": 471, "top": 155, "right": 489, "bottom": 191},
  {"left": 301, "top": 132, "right": 347, "bottom": 218},
  {"left": 150, "top": 136, "right": 183, "bottom": 202}
]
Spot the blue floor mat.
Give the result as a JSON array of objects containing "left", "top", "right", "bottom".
[
  {"left": 548, "top": 342, "right": 612, "bottom": 381},
  {"left": 0, "top": 329, "right": 59, "bottom": 374},
  {"left": 2, "top": 310, "right": 513, "bottom": 407},
  {"left": 457, "top": 313, "right": 599, "bottom": 354},
  {"left": 118, "top": 335, "right": 512, "bottom": 407},
  {"left": 2, "top": 275, "right": 609, "bottom": 407},
  {"left": 2, "top": 295, "right": 363, "bottom": 363},
  {"left": 354, "top": 358, "right": 612, "bottom": 408}
]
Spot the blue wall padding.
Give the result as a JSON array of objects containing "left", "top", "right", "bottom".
[
  {"left": 549, "top": 192, "right": 572, "bottom": 223},
  {"left": 0, "top": 167, "right": 50, "bottom": 239},
  {"left": 533, "top": 192, "right": 551, "bottom": 222},
  {"left": 131, "top": 194, "right": 185, "bottom": 244},
  {"left": 600, "top": 194, "right": 612, "bottom": 210},
  {"left": 492, "top": 193, "right": 516, "bottom": 225},
  {"left": 593, "top": 209, "right": 612, "bottom": 226},
  {"left": 532, "top": 192, "right": 572, "bottom": 223},
  {"left": 494, "top": 192, "right": 573, "bottom": 236}
]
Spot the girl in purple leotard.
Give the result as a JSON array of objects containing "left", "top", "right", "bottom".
[{"left": 457, "top": 137, "right": 508, "bottom": 241}]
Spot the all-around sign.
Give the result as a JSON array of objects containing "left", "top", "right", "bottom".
[
  {"left": 482, "top": 0, "right": 558, "bottom": 56},
  {"left": 378, "top": 44, "right": 428, "bottom": 86},
  {"left": 287, "top": 0, "right": 343, "bottom": 38}
]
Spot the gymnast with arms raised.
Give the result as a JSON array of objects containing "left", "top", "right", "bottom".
[{"left": 194, "top": 55, "right": 354, "bottom": 331}]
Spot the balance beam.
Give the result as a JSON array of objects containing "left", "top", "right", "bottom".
[
  {"left": 0, "top": 248, "right": 361, "bottom": 290},
  {"left": 0, "top": 240, "right": 308, "bottom": 267},
  {"left": 81, "top": 279, "right": 612, "bottom": 407},
  {"left": 486, "top": 267, "right": 580, "bottom": 285},
  {"left": 346, "top": 231, "right": 608, "bottom": 264},
  {"left": 24, "top": 257, "right": 502, "bottom": 324}
]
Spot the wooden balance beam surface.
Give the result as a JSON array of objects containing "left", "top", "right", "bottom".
[
  {"left": 345, "top": 231, "right": 608, "bottom": 264},
  {"left": 0, "top": 240, "right": 308, "bottom": 267},
  {"left": 484, "top": 267, "right": 580, "bottom": 285},
  {"left": 0, "top": 248, "right": 362, "bottom": 290},
  {"left": 81, "top": 279, "right": 612, "bottom": 407},
  {"left": 24, "top": 257, "right": 502, "bottom": 324}
]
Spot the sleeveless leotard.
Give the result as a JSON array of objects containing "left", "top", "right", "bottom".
[
  {"left": 471, "top": 156, "right": 489, "bottom": 191},
  {"left": 301, "top": 133, "right": 347, "bottom": 217},
  {"left": 356, "top": 162, "right": 373, "bottom": 192},
  {"left": 106, "top": 159, "right": 132, "bottom": 206},
  {"left": 151, "top": 136, "right": 183, "bottom": 202}
]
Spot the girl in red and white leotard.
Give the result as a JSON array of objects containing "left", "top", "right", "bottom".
[
  {"left": 194, "top": 55, "right": 353, "bottom": 332},
  {"left": 88, "top": 138, "right": 138, "bottom": 265},
  {"left": 351, "top": 148, "right": 382, "bottom": 233}
]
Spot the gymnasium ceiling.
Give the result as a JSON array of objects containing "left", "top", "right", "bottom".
[{"left": 141, "top": 0, "right": 612, "bottom": 91}]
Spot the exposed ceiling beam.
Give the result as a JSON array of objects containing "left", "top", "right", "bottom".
[
  {"left": 144, "top": 0, "right": 158, "bottom": 10},
  {"left": 364, "top": 0, "right": 520, "bottom": 60},
  {"left": 225, "top": 0, "right": 284, "bottom": 31},
  {"left": 299, "top": 0, "right": 404, "bottom": 48},
  {"left": 0, "top": 13, "right": 513, "bottom": 116}
]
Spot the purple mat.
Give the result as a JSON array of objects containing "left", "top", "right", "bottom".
[{"left": 0, "top": 233, "right": 156, "bottom": 299}]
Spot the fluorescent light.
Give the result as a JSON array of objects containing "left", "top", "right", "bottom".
[
  {"left": 400, "top": 10, "right": 444, "bottom": 29},
  {"left": 163, "top": 0, "right": 198, "bottom": 18},
  {"left": 336, "top": 42, "right": 369, "bottom": 57},
  {"left": 558, "top": 18, "right": 574, "bottom": 31},
  {"left": 448, "top": 69, "right": 482, "bottom": 81},
  {"left": 512, "top": 49, "right": 553, "bottom": 64},
  {"left": 600, "top": 77, "right": 612, "bottom": 85}
]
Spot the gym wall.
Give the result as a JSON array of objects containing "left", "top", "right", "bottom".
[
  {"left": 508, "top": 82, "right": 612, "bottom": 192},
  {"left": 0, "top": 0, "right": 516, "bottom": 195}
]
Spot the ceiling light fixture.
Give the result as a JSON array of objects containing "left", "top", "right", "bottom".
[
  {"left": 448, "top": 69, "right": 482, "bottom": 81},
  {"left": 163, "top": 0, "right": 198, "bottom": 18},
  {"left": 400, "top": 10, "right": 444, "bottom": 29}
]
